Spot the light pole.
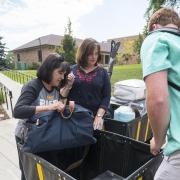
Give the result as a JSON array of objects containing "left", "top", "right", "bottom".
[{"left": 38, "top": 37, "right": 42, "bottom": 63}]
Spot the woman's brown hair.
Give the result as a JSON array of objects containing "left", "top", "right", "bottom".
[{"left": 76, "top": 38, "right": 101, "bottom": 68}]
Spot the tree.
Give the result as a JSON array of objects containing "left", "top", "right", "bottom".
[
  {"left": 145, "top": 0, "right": 179, "bottom": 17},
  {"left": 0, "top": 37, "right": 6, "bottom": 66},
  {"left": 135, "top": 0, "right": 171, "bottom": 64},
  {"left": 142, "top": 0, "right": 180, "bottom": 53},
  {"left": 55, "top": 44, "right": 64, "bottom": 55},
  {"left": 135, "top": 0, "right": 179, "bottom": 65},
  {"left": 56, "top": 19, "right": 76, "bottom": 64},
  {"left": 5, "top": 51, "right": 15, "bottom": 69},
  {"left": 117, "top": 40, "right": 135, "bottom": 64},
  {"left": 133, "top": 34, "right": 144, "bottom": 63}
]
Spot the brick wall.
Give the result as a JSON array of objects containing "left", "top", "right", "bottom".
[{"left": 13, "top": 45, "right": 56, "bottom": 66}]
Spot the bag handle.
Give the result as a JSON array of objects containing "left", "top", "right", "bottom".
[{"left": 60, "top": 101, "right": 75, "bottom": 119}]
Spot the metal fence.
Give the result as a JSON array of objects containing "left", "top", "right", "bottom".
[
  {"left": 0, "top": 67, "right": 35, "bottom": 84},
  {"left": 0, "top": 82, "right": 13, "bottom": 116}
]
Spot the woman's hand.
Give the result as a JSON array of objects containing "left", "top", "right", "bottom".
[
  {"left": 36, "top": 101, "right": 65, "bottom": 114},
  {"left": 60, "top": 73, "right": 75, "bottom": 98},
  {"left": 93, "top": 116, "right": 104, "bottom": 130},
  {"left": 66, "top": 72, "right": 75, "bottom": 88},
  {"left": 48, "top": 101, "right": 65, "bottom": 112}
]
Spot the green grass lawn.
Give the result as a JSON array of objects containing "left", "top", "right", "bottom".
[
  {"left": 111, "top": 64, "right": 142, "bottom": 85},
  {"left": 19, "top": 70, "right": 37, "bottom": 77},
  {"left": 2, "top": 70, "right": 36, "bottom": 84},
  {"left": 20, "top": 64, "right": 142, "bottom": 83},
  {"left": 1, "top": 64, "right": 143, "bottom": 90}
]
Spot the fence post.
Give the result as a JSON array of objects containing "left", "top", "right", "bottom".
[
  {"left": 23, "top": 75, "right": 25, "bottom": 84},
  {"left": 9, "top": 91, "right": 13, "bottom": 116},
  {"left": 0, "top": 84, "right": 4, "bottom": 104},
  {"left": 4, "top": 86, "right": 8, "bottom": 110}
]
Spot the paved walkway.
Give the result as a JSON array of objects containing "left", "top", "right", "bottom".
[{"left": 0, "top": 73, "right": 22, "bottom": 180}]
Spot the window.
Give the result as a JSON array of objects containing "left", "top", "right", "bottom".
[
  {"left": 100, "top": 54, "right": 104, "bottom": 64},
  {"left": 105, "top": 55, "right": 109, "bottom": 64},
  {"left": 38, "top": 50, "right": 42, "bottom": 62},
  {"left": 17, "top": 54, "right": 20, "bottom": 61}
]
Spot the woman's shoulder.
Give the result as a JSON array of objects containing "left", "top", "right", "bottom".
[
  {"left": 97, "top": 65, "right": 108, "bottom": 74},
  {"left": 23, "top": 78, "right": 43, "bottom": 92},
  {"left": 25, "top": 78, "right": 41, "bottom": 87}
]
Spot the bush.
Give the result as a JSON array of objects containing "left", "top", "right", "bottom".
[
  {"left": 27, "top": 62, "right": 40, "bottom": 70},
  {"left": 0, "top": 92, "right": 4, "bottom": 104}
]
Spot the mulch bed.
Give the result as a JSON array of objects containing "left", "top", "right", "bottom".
[{"left": 0, "top": 105, "right": 9, "bottom": 121}]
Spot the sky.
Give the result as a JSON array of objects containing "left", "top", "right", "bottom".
[{"left": 0, "top": 0, "right": 149, "bottom": 50}]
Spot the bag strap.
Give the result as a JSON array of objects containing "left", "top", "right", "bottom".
[
  {"left": 60, "top": 101, "right": 75, "bottom": 119},
  {"left": 168, "top": 81, "right": 180, "bottom": 91},
  {"left": 65, "top": 145, "right": 90, "bottom": 172}
]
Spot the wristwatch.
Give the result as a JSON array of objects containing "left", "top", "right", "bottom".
[{"left": 96, "top": 114, "right": 103, "bottom": 118}]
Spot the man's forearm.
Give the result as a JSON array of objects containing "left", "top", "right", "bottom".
[
  {"left": 147, "top": 93, "right": 170, "bottom": 146},
  {"left": 145, "top": 71, "right": 170, "bottom": 148}
]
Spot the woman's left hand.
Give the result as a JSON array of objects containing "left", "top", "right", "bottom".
[
  {"left": 93, "top": 116, "right": 104, "bottom": 130},
  {"left": 67, "top": 72, "right": 75, "bottom": 88}
]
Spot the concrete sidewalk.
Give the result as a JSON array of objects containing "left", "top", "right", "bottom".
[
  {"left": 0, "top": 73, "right": 22, "bottom": 180},
  {"left": 0, "top": 118, "right": 21, "bottom": 180}
]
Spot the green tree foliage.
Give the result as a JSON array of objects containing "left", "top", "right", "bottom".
[
  {"left": 146, "top": 0, "right": 179, "bottom": 17},
  {"left": 0, "top": 37, "right": 6, "bottom": 66},
  {"left": 55, "top": 44, "right": 64, "bottom": 55},
  {"left": 117, "top": 40, "right": 135, "bottom": 64},
  {"left": 27, "top": 62, "right": 40, "bottom": 70},
  {"left": 123, "top": 40, "right": 134, "bottom": 55},
  {"left": 133, "top": 34, "right": 144, "bottom": 63},
  {"left": 136, "top": 0, "right": 180, "bottom": 64},
  {"left": 5, "top": 51, "right": 15, "bottom": 69},
  {"left": 56, "top": 19, "right": 76, "bottom": 64}
]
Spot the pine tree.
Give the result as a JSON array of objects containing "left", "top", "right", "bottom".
[
  {"left": 57, "top": 19, "right": 76, "bottom": 64},
  {"left": 5, "top": 51, "right": 15, "bottom": 69},
  {"left": 0, "top": 37, "right": 6, "bottom": 66}
]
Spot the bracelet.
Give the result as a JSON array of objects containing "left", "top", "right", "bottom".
[{"left": 60, "top": 94, "right": 67, "bottom": 99}]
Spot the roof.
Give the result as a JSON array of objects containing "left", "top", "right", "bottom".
[
  {"left": 108, "top": 35, "right": 139, "bottom": 43},
  {"left": 13, "top": 34, "right": 83, "bottom": 51},
  {"left": 13, "top": 34, "right": 138, "bottom": 53}
]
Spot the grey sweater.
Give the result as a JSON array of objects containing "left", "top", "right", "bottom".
[{"left": 14, "top": 78, "right": 60, "bottom": 138}]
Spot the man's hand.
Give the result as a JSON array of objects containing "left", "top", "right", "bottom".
[{"left": 150, "top": 137, "right": 163, "bottom": 155}]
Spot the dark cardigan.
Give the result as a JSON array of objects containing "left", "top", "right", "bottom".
[{"left": 68, "top": 65, "right": 111, "bottom": 115}]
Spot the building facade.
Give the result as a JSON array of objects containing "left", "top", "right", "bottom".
[{"left": 13, "top": 34, "right": 138, "bottom": 69}]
